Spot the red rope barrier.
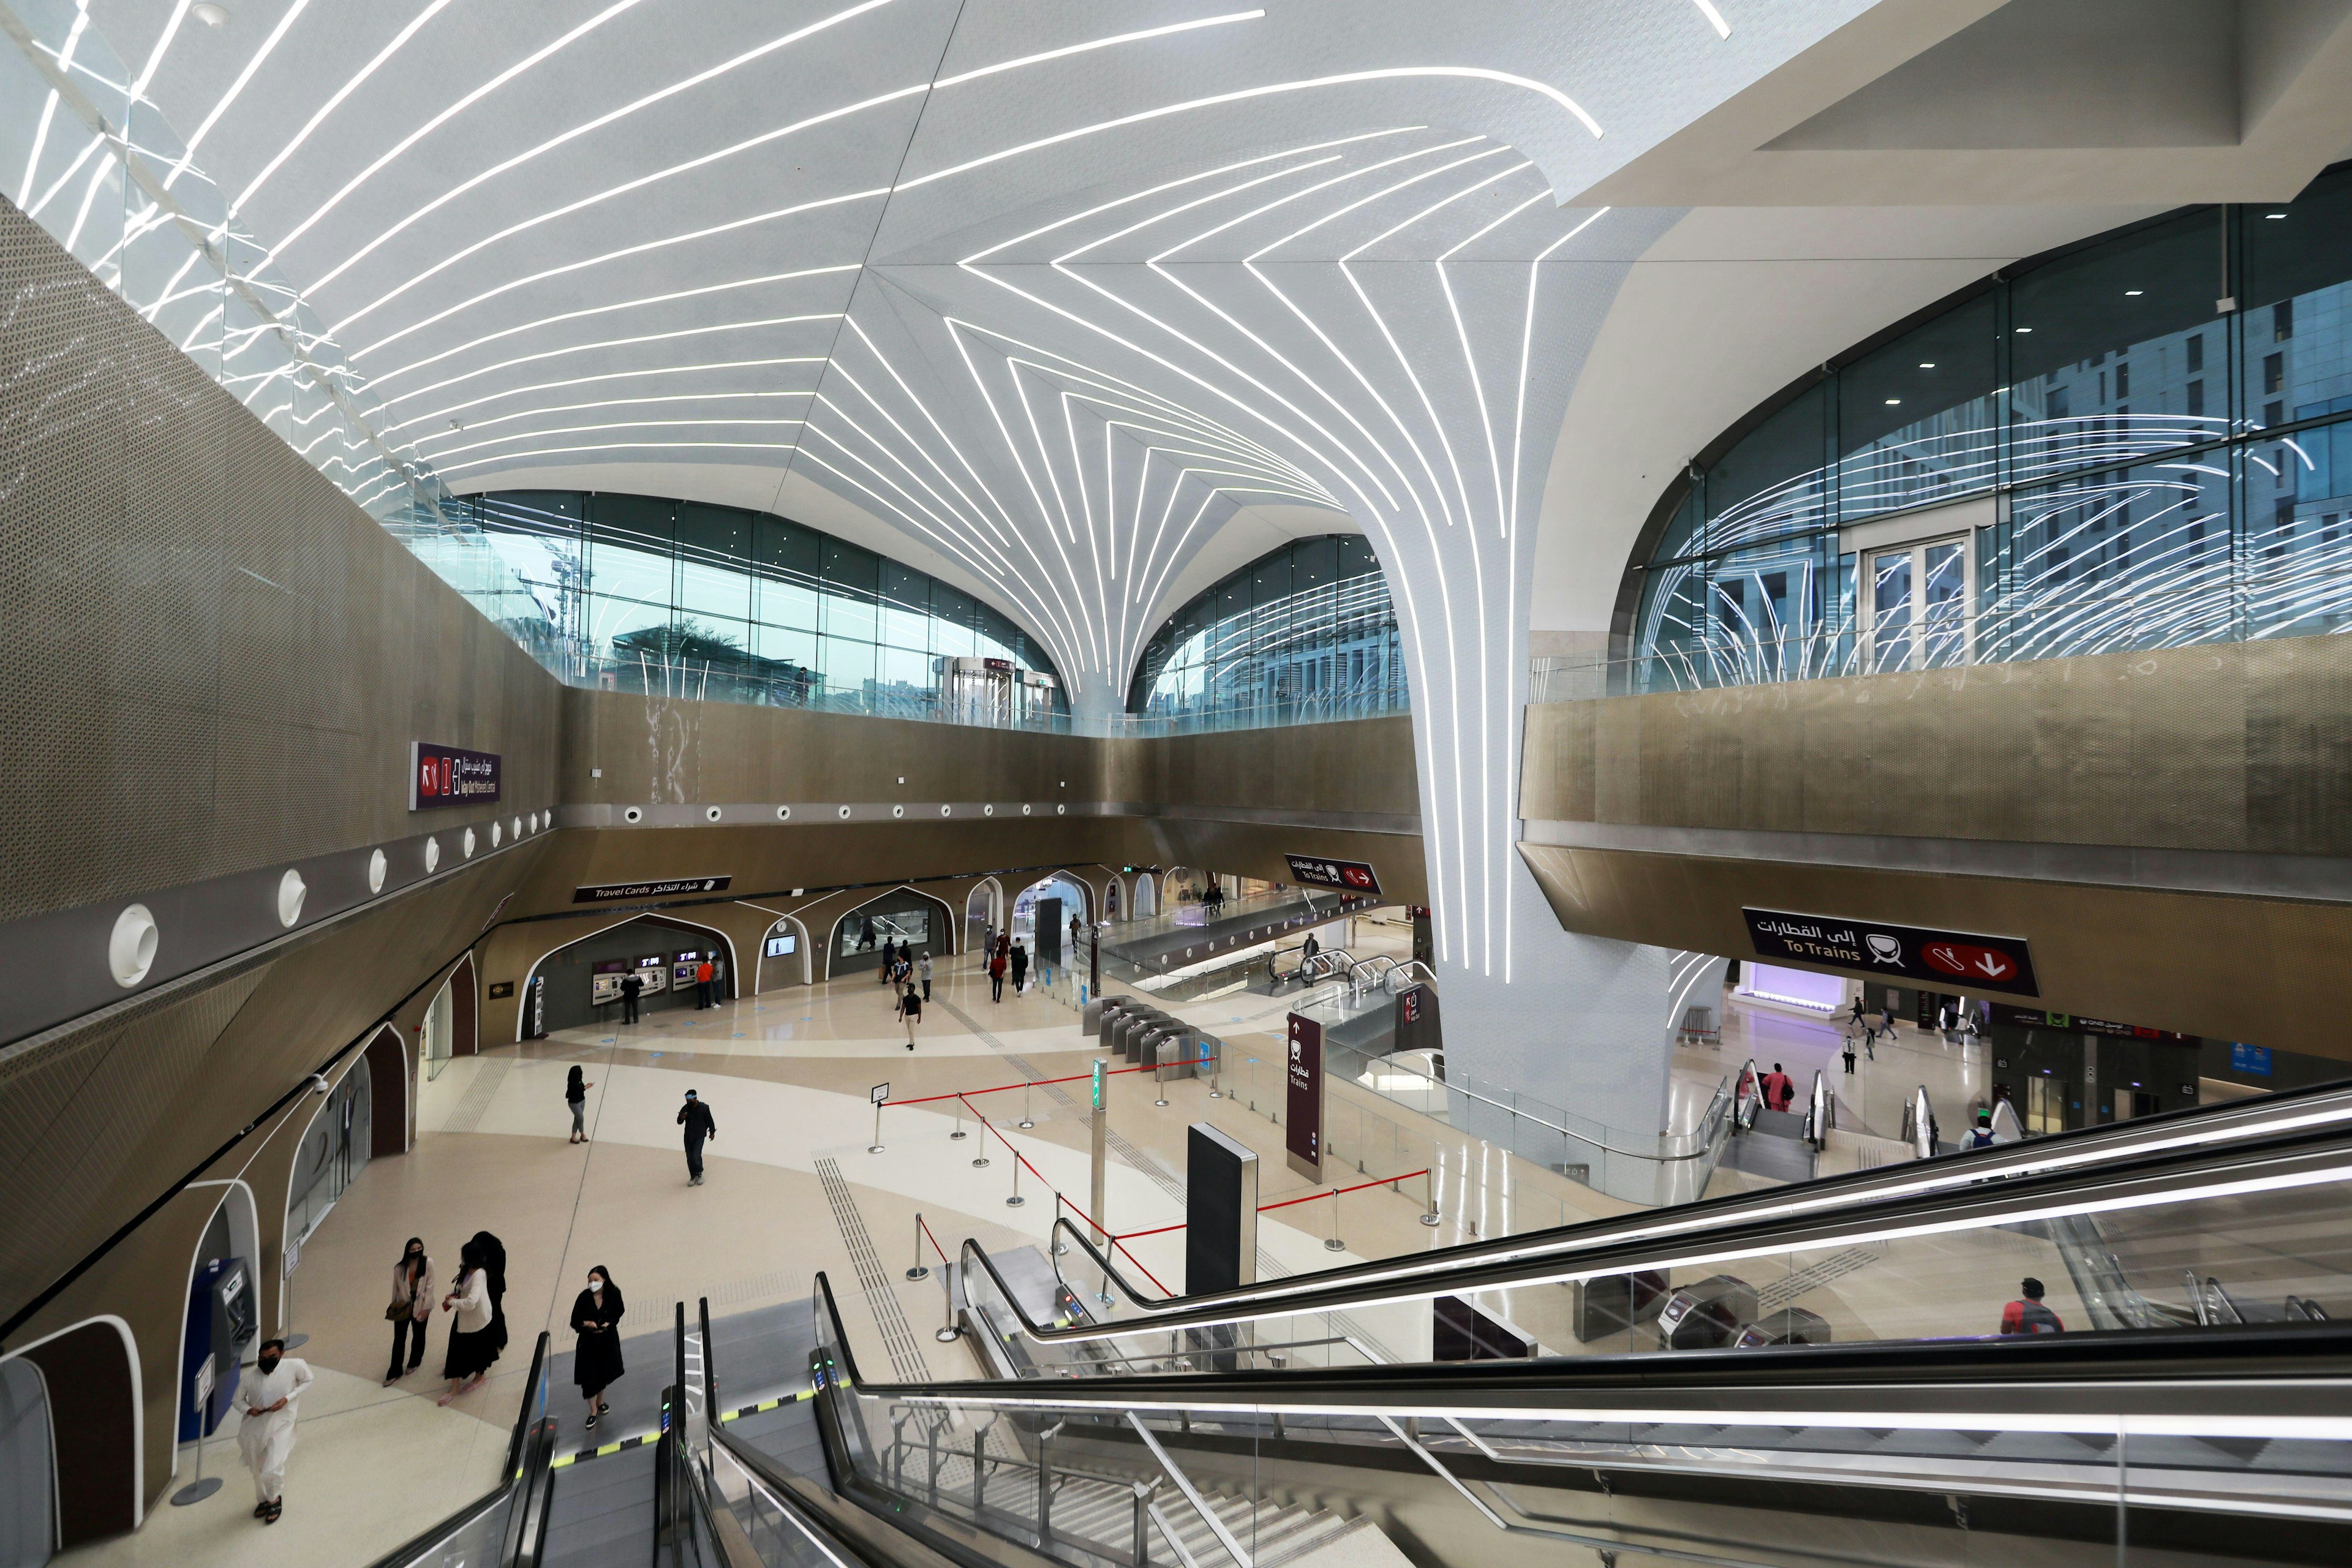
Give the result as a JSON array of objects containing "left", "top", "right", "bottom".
[
  {"left": 1257, "top": 1169, "right": 1430, "bottom": 1213},
  {"left": 886, "top": 1057, "right": 1213, "bottom": 1108},
  {"left": 915, "top": 1213, "right": 951, "bottom": 1265},
  {"left": 958, "top": 1096, "right": 1174, "bottom": 1297}
]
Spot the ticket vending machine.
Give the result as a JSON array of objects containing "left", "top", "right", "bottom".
[
  {"left": 672, "top": 951, "right": 703, "bottom": 992},
  {"left": 180, "top": 1256, "right": 256, "bottom": 1439},
  {"left": 590, "top": 960, "right": 628, "bottom": 1008},
  {"left": 635, "top": 955, "right": 668, "bottom": 996}
]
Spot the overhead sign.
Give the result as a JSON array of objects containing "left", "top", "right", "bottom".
[
  {"left": 2231, "top": 1042, "right": 2273, "bottom": 1076},
  {"left": 572, "top": 876, "right": 732, "bottom": 903},
  {"left": 410, "top": 742, "right": 501, "bottom": 810},
  {"left": 1990, "top": 1005, "right": 2192, "bottom": 1042},
  {"left": 1285, "top": 1012, "right": 1325, "bottom": 1180},
  {"left": 1286, "top": 854, "right": 1382, "bottom": 897},
  {"left": 1742, "top": 908, "right": 2039, "bottom": 997},
  {"left": 870, "top": 1083, "right": 890, "bottom": 1105}
]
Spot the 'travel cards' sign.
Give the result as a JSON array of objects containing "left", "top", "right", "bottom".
[
  {"left": 1284, "top": 1012, "right": 1325, "bottom": 1180},
  {"left": 410, "top": 742, "right": 501, "bottom": 810},
  {"left": 571, "top": 876, "right": 733, "bottom": 904},
  {"left": 1285, "top": 854, "right": 1382, "bottom": 896},
  {"left": 1741, "top": 907, "right": 2040, "bottom": 997}
]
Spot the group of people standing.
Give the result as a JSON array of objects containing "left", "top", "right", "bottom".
[{"left": 984, "top": 929, "right": 1027, "bottom": 1003}]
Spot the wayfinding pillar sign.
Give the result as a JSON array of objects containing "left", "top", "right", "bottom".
[
  {"left": 1284, "top": 1012, "right": 1325, "bottom": 1180},
  {"left": 1741, "top": 908, "right": 2040, "bottom": 997}
]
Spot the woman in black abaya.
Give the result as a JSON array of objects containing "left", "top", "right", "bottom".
[{"left": 570, "top": 1265, "right": 625, "bottom": 1430}]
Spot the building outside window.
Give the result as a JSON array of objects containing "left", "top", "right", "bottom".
[
  {"left": 435, "top": 491, "right": 1065, "bottom": 727},
  {"left": 1127, "top": 535, "right": 1407, "bottom": 731},
  {"left": 1621, "top": 169, "right": 2352, "bottom": 691}
]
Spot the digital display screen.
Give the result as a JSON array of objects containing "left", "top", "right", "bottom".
[
  {"left": 635, "top": 956, "right": 663, "bottom": 969},
  {"left": 592, "top": 959, "right": 630, "bottom": 974},
  {"left": 765, "top": 934, "right": 797, "bottom": 958}
]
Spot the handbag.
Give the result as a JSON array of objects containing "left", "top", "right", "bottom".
[{"left": 386, "top": 1299, "right": 409, "bottom": 1321}]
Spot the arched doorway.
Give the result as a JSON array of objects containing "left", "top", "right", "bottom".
[
  {"left": 753, "top": 915, "right": 811, "bottom": 990},
  {"left": 1132, "top": 872, "right": 1158, "bottom": 919},
  {"left": 519, "top": 913, "right": 741, "bottom": 1036},
  {"left": 828, "top": 888, "right": 955, "bottom": 980},
  {"left": 285, "top": 1062, "right": 372, "bottom": 1248},
  {"left": 363, "top": 1027, "right": 409, "bottom": 1157},
  {"left": 1011, "top": 873, "right": 1090, "bottom": 969},
  {"left": 7, "top": 1319, "right": 138, "bottom": 1547},
  {"left": 963, "top": 878, "right": 1003, "bottom": 955}
]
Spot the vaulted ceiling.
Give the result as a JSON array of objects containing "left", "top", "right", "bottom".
[{"left": 82, "top": 0, "right": 1871, "bottom": 709}]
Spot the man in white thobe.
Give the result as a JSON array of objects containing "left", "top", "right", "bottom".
[{"left": 236, "top": 1337, "right": 312, "bottom": 1522}]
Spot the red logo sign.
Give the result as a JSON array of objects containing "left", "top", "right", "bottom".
[{"left": 1922, "top": 941, "right": 2016, "bottom": 982}]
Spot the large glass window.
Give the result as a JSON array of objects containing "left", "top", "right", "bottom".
[
  {"left": 1127, "top": 534, "right": 1406, "bottom": 729},
  {"left": 1626, "top": 168, "right": 2352, "bottom": 690},
  {"left": 446, "top": 489, "right": 1064, "bottom": 726}
]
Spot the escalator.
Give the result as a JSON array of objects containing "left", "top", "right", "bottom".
[{"left": 379, "top": 1082, "right": 2352, "bottom": 1568}]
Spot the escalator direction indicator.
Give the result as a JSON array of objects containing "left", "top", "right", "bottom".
[{"left": 1741, "top": 908, "right": 2039, "bottom": 997}]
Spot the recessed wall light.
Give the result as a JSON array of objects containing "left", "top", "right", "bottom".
[
  {"left": 2015, "top": 327, "right": 2034, "bottom": 334},
  {"left": 2266, "top": 212, "right": 2288, "bottom": 220},
  {"left": 2125, "top": 289, "right": 2144, "bottom": 297},
  {"left": 191, "top": 2, "right": 228, "bottom": 25},
  {"left": 1918, "top": 361, "right": 1935, "bottom": 369},
  {"left": 1885, "top": 398, "right": 1901, "bottom": 405}
]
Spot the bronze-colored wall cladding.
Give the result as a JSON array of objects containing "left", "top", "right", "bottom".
[
  {"left": 0, "top": 202, "right": 562, "bottom": 932},
  {"left": 1519, "top": 841, "right": 2352, "bottom": 1061},
  {"left": 1521, "top": 638, "right": 2352, "bottom": 855},
  {"left": 1112, "top": 714, "right": 1420, "bottom": 821}
]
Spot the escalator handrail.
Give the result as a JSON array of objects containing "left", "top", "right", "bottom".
[
  {"left": 945, "top": 1091, "right": 2352, "bottom": 1343},
  {"left": 815, "top": 1266, "right": 2352, "bottom": 1415},
  {"left": 363, "top": 1330, "right": 553, "bottom": 1568}
]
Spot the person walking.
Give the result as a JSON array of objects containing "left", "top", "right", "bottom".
[
  {"left": 620, "top": 969, "right": 644, "bottom": 1025},
  {"left": 859, "top": 915, "right": 877, "bottom": 951},
  {"left": 2000, "top": 1277, "right": 2065, "bottom": 1335},
  {"left": 438, "top": 1241, "right": 499, "bottom": 1404},
  {"left": 565, "top": 1065, "right": 594, "bottom": 1144},
  {"left": 1847, "top": 995, "right": 1864, "bottom": 1030},
  {"left": 1761, "top": 1062, "right": 1795, "bottom": 1114},
  {"left": 897, "top": 982, "right": 922, "bottom": 1050},
  {"left": 918, "top": 950, "right": 932, "bottom": 1002},
  {"left": 1302, "top": 931, "right": 1321, "bottom": 962},
  {"left": 878, "top": 938, "right": 897, "bottom": 986},
  {"left": 677, "top": 1088, "right": 718, "bottom": 1186},
  {"left": 236, "top": 1338, "right": 311, "bottom": 1524},
  {"left": 385, "top": 1237, "right": 434, "bottom": 1385},
  {"left": 988, "top": 943, "right": 1007, "bottom": 1003},
  {"left": 1009, "top": 941, "right": 1028, "bottom": 996},
  {"left": 570, "top": 1266, "right": 625, "bottom": 1431},
  {"left": 469, "top": 1231, "right": 510, "bottom": 1363}
]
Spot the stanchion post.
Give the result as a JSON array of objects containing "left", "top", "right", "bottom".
[
  {"left": 1324, "top": 1188, "right": 1346, "bottom": 1252},
  {"left": 935, "top": 1261, "right": 959, "bottom": 1343},
  {"left": 1421, "top": 1167, "right": 1441, "bottom": 1227},
  {"left": 1050, "top": 1193, "right": 1068, "bottom": 1256},
  {"left": 907, "top": 1214, "right": 930, "bottom": 1282},
  {"left": 969, "top": 1098, "right": 991, "bottom": 1168},
  {"left": 1007, "top": 1156, "right": 1024, "bottom": 1208},
  {"left": 951, "top": 1101, "right": 967, "bottom": 1141},
  {"left": 1019, "top": 1081, "right": 1035, "bottom": 1130}
]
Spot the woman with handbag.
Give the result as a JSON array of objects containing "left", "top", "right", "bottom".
[
  {"left": 437, "top": 1240, "right": 498, "bottom": 1404},
  {"left": 385, "top": 1237, "right": 434, "bottom": 1385},
  {"left": 570, "top": 1266, "right": 625, "bottom": 1430}
]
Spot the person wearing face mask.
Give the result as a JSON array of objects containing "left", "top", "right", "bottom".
[
  {"left": 238, "top": 1337, "right": 312, "bottom": 1525},
  {"left": 570, "top": 1267, "right": 627, "bottom": 1430},
  {"left": 437, "top": 1240, "right": 499, "bottom": 1404},
  {"left": 385, "top": 1237, "right": 434, "bottom": 1385}
]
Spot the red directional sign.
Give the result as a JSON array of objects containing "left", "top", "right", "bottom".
[{"left": 1741, "top": 908, "right": 2040, "bottom": 997}]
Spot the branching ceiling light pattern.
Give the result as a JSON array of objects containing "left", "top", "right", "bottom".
[{"left": 51, "top": 0, "right": 1869, "bottom": 1131}]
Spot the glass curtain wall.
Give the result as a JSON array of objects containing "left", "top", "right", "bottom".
[
  {"left": 1624, "top": 167, "right": 2352, "bottom": 692},
  {"left": 1126, "top": 535, "right": 1406, "bottom": 729},
  {"left": 445, "top": 491, "right": 1066, "bottom": 726}
]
